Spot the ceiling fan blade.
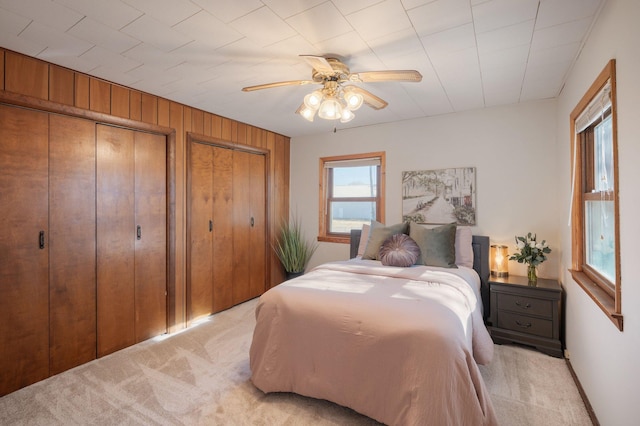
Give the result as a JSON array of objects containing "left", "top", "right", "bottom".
[
  {"left": 299, "top": 55, "right": 334, "bottom": 74},
  {"left": 347, "top": 86, "right": 388, "bottom": 110},
  {"left": 242, "top": 80, "right": 315, "bottom": 92},
  {"left": 350, "top": 70, "right": 423, "bottom": 83}
]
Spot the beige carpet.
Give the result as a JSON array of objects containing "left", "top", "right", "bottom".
[{"left": 0, "top": 298, "right": 591, "bottom": 425}]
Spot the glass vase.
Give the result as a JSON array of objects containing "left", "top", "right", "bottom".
[{"left": 527, "top": 264, "right": 537, "bottom": 284}]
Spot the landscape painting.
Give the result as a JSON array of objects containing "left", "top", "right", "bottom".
[{"left": 402, "top": 167, "right": 476, "bottom": 225}]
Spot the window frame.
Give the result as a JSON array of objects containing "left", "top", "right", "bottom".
[
  {"left": 318, "top": 152, "right": 385, "bottom": 244},
  {"left": 569, "top": 59, "right": 622, "bottom": 330}
]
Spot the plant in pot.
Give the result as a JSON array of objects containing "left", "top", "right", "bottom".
[{"left": 274, "top": 216, "right": 317, "bottom": 280}]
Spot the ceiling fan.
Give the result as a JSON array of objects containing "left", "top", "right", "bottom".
[{"left": 242, "top": 55, "right": 423, "bottom": 123}]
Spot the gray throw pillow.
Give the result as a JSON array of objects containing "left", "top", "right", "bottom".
[
  {"left": 362, "top": 221, "right": 409, "bottom": 260},
  {"left": 409, "top": 222, "right": 458, "bottom": 268},
  {"left": 379, "top": 234, "right": 421, "bottom": 267}
]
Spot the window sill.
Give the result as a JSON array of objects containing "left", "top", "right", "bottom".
[
  {"left": 569, "top": 269, "right": 623, "bottom": 331},
  {"left": 318, "top": 235, "right": 349, "bottom": 244}
]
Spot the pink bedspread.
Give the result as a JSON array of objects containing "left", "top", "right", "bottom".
[{"left": 250, "top": 260, "right": 497, "bottom": 425}]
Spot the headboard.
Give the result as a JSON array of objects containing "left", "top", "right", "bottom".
[{"left": 349, "top": 229, "right": 491, "bottom": 319}]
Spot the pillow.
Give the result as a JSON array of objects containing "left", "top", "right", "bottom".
[
  {"left": 455, "top": 226, "right": 474, "bottom": 268},
  {"left": 379, "top": 234, "right": 420, "bottom": 267},
  {"left": 409, "top": 222, "right": 458, "bottom": 268},
  {"left": 362, "top": 221, "right": 409, "bottom": 260},
  {"left": 356, "top": 224, "right": 370, "bottom": 257}
]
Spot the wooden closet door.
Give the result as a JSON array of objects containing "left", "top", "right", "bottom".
[
  {"left": 96, "top": 124, "right": 135, "bottom": 357},
  {"left": 0, "top": 105, "right": 49, "bottom": 396},
  {"left": 134, "top": 131, "right": 167, "bottom": 341},
  {"left": 248, "top": 153, "right": 267, "bottom": 298},
  {"left": 49, "top": 115, "right": 97, "bottom": 375},
  {"left": 212, "top": 146, "right": 234, "bottom": 312},
  {"left": 188, "top": 142, "right": 214, "bottom": 320},
  {"left": 232, "top": 150, "right": 252, "bottom": 304}
]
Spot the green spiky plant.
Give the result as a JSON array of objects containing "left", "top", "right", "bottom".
[{"left": 274, "top": 216, "right": 317, "bottom": 275}]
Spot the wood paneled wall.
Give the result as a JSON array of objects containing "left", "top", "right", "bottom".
[{"left": 0, "top": 48, "right": 289, "bottom": 331}]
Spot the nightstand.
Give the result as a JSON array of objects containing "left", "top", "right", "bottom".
[{"left": 488, "top": 275, "right": 563, "bottom": 358}]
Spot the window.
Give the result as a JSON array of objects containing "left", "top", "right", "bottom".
[
  {"left": 569, "top": 59, "right": 622, "bottom": 330},
  {"left": 318, "top": 152, "right": 385, "bottom": 243}
]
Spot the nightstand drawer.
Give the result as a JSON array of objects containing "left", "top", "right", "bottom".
[
  {"left": 497, "top": 293, "right": 553, "bottom": 318},
  {"left": 497, "top": 311, "right": 553, "bottom": 338}
]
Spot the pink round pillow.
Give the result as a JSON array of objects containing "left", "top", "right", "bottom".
[{"left": 378, "top": 234, "right": 421, "bottom": 267}]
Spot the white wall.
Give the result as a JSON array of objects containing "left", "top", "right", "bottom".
[
  {"left": 290, "top": 99, "right": 560, "bottom": 278},
  {"left": 556, "top": 0, "right": 640, "bottom": 424}
]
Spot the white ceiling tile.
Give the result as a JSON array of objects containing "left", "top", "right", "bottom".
[
  {"left": 421, "top": 23, "right": 475, "bottom": 61},
  {"left": 476, "top": 20, "right": 534, "bottom": 54},
  {"left": 37, "top": 52, "right": 98, "bottom": 73},
  {"left": 0, "top": 6, "right": 32, "bottom": 35},
  {"left": 263, "top": 0, "right": 326, "bottom": 19},
  {"left": 431, "top": 47, "right": 484, "bottom": 110},
  {"left": 190, "top": 0, "right": 263, "bottom": 24},
  {"left": 230, "top": 7, "right": 297, "bottom": 47},
  {"left": 121, "top": 15, "right": 193, "bottom": 52},
  {"left": 483, "top": 83, "right": 520, "bottom": 107},
  {"left": 522, "top": 59, "right": 571, "bottom": 99},
  {"left": 286, "top": 2, "right": 353, "bottom": 44},
  {"left": 0, "top": 30, "right": 46, "bottom": 56},
  {"left": 0, "top": 0, "right": 83, "bottom": 32},
  {"left": 126, "top": 63, "right": 178, "bottom": 85},
  {"left": 531, "top": 17, "right": 592, "bottom": 51},
  {"left": 400, "top": 0, "right": 434, "bottom": 10},
  {"left": 53, "top": 0, "right": 143, "bottom": 29},
  {"left": 312, "top": 31, "right": 371, "bottom": 59},
  {"left": 536, "top": 0, "right": 603, "bottom": 30},
  {"left": 346, "top": 0, "right": 412, "bottom": 41},
  {"left": 264, "top": 35, "right": 321, "bottom": 61},
  {"left": 368, "top": 28, "right": 424, "bottom": 61},
  {"left": 68, "top": 17, "right": 140, "bottom": 54},
  {"left": 20, "top": 21, "right": 93, "bottom": 57},
  {"left": 122, "top": 43, "right": 184, "bottom": 69},
  {"left": 121, "top": 0, "right": 201, "bottom": 27},
  {"left": 173, "top": 11, "right": 243, "bottom": 50},
  {"left": 408, "top": 0, "right": 472, "bottom": 38},
  {"left": 164, "top": 61, "right": 217, "bottom": 84},
  {"left": 80, "top": 45, "right": 141, "bottom": 72},
  {"left": 90, "top": 65, "right": 140, "bottom": 86},
  {"left": 478, "top": 44, "right": 529, "bottom": 71},
  {"left": 171, "top": 40, "right": 232, "bottom": 68},
  {"left": 528, "top": 42, "right": 581, "bottom": 67},
  {"left": 334, "top": 0, "right": 388, "bottom": 16},
  {"left": 472, "top": 0, "right": 539, "bottom": 34}
]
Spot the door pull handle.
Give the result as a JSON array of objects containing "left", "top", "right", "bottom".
[
  {"left": 137, "top": 225, "right": 142, "bottom": 240},
  {"left": 250, "top": 217, "right": 254, "bottom": 227},
  {"left": 39, "top": 231, "right": 45, "bottom": 249},
  {"left": 209, "top": 220, "right": 213, "bottom": 232}
]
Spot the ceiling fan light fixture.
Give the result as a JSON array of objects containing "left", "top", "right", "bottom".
[
  {"left": 343, "top": 89, "right": 363, "bottom": 110},
  {"left": 303, "top": 90, "right": 323, "bottom": 109},
  {"left": 318, "top": 98, "right": 342, "bottom": 120},
  {"left": 340, "top": 108, "right": 355, "bottom": 123},
  {"left": 296, "top": 104, "right": 316, "bottom": 122}
]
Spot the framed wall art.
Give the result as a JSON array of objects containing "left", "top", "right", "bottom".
[{"left": 402, "top": 167, "right": 476, "bottom": 225}]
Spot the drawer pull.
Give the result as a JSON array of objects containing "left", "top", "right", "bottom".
[
  {"left": 515, "top": 300, "right": 531, "bottom": 309},
  {"left": 515, "top": 320, "right": 532, "bottom": 328}
]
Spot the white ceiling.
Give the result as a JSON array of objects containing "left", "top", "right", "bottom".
[{"left": 0, "top": 0, "right": 605, "bottom": 137}]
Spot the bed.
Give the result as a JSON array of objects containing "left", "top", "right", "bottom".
[{"left": 250, "top": 225, "right": 497, "bottom": 425}]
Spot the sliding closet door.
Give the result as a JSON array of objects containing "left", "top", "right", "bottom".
[
  {"left": 0, "top": 105, "right": 49, "bottom": 396},
  {"left": 134, "top": 131, "right": 167, "bottom": 341},
  {"left": 232, "top": 150, "right": 252, "bottom": 304},
  {"left": 49, "top": 114, "right": 97, "bottom": 375},
  {"left": 211, "top": 146, "right": 234, "bottom": 312},
  {"left": 96, "top": 125, "right": 136, "bottom": 357},
  {"left": 188, "top": 142, "right": 215, "bottom": 320},
  {"left": 233, "top": 150, "right": 267, "bottom": 304},
  {"left": 248, "top": 153, "right": 267, "bottom": 298}
]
